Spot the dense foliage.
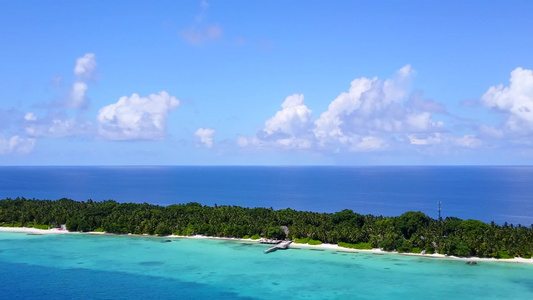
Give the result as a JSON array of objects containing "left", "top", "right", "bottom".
[{"left": 1, "top": 198, "right": 532, "bottom": 259}]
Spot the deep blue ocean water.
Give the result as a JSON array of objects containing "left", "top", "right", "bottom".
[{"left": 0, "top": 166, "right": 532, "bottom": 225}]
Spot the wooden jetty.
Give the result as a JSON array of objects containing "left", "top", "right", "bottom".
[{"left": 264, "top": 241, "right": 293, "bottom": 253}]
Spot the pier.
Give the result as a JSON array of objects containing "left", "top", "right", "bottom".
[{"left": 264, "top": 241, "right": 293, "bottom": 253}]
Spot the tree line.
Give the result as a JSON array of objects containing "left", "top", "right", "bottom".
[{"left": 1, "top": 197, "right": 532, "bottom": 259}]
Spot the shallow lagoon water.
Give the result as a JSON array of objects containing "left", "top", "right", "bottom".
[{"left": 1, "top": 232, "right": 532, "bottom": 299}]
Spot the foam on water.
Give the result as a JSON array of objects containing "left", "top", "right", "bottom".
[{"left": 1, "top": 232, "right": 532, "bottom": 299}]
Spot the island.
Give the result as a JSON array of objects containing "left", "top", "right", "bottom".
[{"left": 1, "top": 197, "right": 532, "bottom": 260}]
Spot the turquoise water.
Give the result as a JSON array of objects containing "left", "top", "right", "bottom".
[{"left": 1, "top": 232, "right": 532, "bottom": 299}]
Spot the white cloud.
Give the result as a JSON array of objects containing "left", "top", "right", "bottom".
[
  {"left": 66, "top": 54, "right": 96, "bottom": 109},
  {"left": 264, "top": 94, "right": 312, "bottom": 135},
  {"left": 383, "top": 64, "right": 415, "bottom": 103},
  {"left": 74, "top": 53, "right": 97, "bottom": 79},
  {"left": 24, "top": 112, "right": 37, "bottom": 121},
  {"left": 406, "top": 133, "right": 482, "bottom": 150},
  {"left": 455, "top": 135, "right": 482, "bottom": 148},
  {"left": 313, "top": 65, "right": 445, "bottom": 151},
  {"left": 274, "top": 137, "right": 312, "bottom": 149},
  {"left": 97, "top": 91, "right": 180, "bottom": 140},
  {"left": 238, "top": 94, "right": 314, "bottom": 150},
  {"left": 195, "top": 128, "right": 215, "bottom": 148},
  {"left": 69, "top": 81, "right": 88, "bottom": 109},
  {"left": 352, "top": 136, "right": 387, "bottom": 151},
  {"left": 0, "top": 135, "right": 36, "bottom": 155},
  {"left": 237, "top": 136, "right": 259, "bottom": 148},
  {"left": 238, "top": 65, "right": 463, "bottom": 154},
  {"left": 314, "top": 76, "right": 373, "bottom": 142},
  {"left": 407, "top": 133, "right": 443, "bottom": 146},
  {"left": 481, "top": 67, "right": 533, "bottom": 133},
  {"left": 406, "top": 112, "right": 442, "bottom": 132},
  {"left": 25, "top": 116, "right": 93, "bottom": 138}
]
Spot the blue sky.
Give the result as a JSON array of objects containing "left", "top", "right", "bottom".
[{"left": 1, "top": 0, "right": 533, "bottom": 165}]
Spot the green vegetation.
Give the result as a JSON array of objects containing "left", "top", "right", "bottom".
[
  {"left": 410, "top": 247, "right": 422, "bottom": 254},
  {"left": 26, "top": 223, "right": 49, "bottom": 230},
  {"left": 338, "top": 242, "right": 373, "bottom": 249},
  {"left": 267, "top": 226, "right": 286, "bottom": 240},
  {"left": 242, "top": 235, "right": 250, "bottom": 239},
  {"left": 294, "top": 237, "right": 310, "bottom": 244},
  {"left": 1, "top": 198, "right": 532, "bottom": 259},
  {"left": 308, "top": 239, "right": 323, "bottom": 245},
  {"left": 496, "top": 250, "right": 513, "bottom": 259},
  {"left": 294, "top": 237, "right": 322, "bottom": 245}
]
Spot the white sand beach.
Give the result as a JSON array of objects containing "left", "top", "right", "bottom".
[
  {"left": 0, "top": 226, "right": 105, "bottom": 235},
  {"left": 288, "top": 241, "right": 533, "bottom": 265},
  {"left": 2, "top": 227, "right": 532, "bottom": 264}
]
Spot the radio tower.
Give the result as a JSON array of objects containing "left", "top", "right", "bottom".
[{"left": 437, "top": 201, "right": 442, "bottom": 220}]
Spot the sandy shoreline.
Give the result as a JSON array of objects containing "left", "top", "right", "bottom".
[
  {"left": 2, "top": 226, "right": 532, "bottom": 265},
  {"left": 0, "top": 226, "right": 105, "bottom": 235},
  {"left": 288, "top": 241, "right": 533, "bottom": 265}
]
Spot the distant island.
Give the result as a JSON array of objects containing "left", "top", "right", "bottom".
[{"left": 1, "top": 197, "right": 532, "bottom": 259}]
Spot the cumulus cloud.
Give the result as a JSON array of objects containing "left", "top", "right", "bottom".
[
  {"left": 238, "top": 65, "right": 470, "bottom": 155},
  {"left": 66, "top": 53, "right": 96, "bottom": 109},
  {"left": 23, "top": 54, "right": 97, "bottom": 139},
  {"left": 481, "top": 67, "right": 533, "bottom": 134},
  {"left": 195, "top": 128, "right": 215, "bottom": 148},
  {"left": 74, "top": 53, "right": 97, "bottom": 80},
  {"left": 383, "top": 64, "right": 415, "bottom": 103},
  {"left": 238, "top": 94, "right": 314, "bottom": 150},
  {"left": 406, "top": 112, "right": 439, "bottom": 132},
  {"left": 264, "top": 94, "right": 312, "bottom": 135},
  {"left": 0, "top": 135, "right": 36, "bottom": 155},
  {"left": 97, "top": 91, "right": 180, "bottom": 140},
  {"left": 313, "top": 65, "right": 443, "bottom": 152}
]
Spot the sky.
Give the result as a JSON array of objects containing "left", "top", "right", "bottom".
[{"left": 1, "top": 0, "right": 533, "bottom": 165}]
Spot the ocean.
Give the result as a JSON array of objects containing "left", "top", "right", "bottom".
[
  {"left": 1, "top": 166, "right": 532, "bottom": 225},
  {"left": 1, "top": 232, "right": 532, "bottom": 300},
  {"left": 1, "top": 166, "right": 533, "bottom": 299}
]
